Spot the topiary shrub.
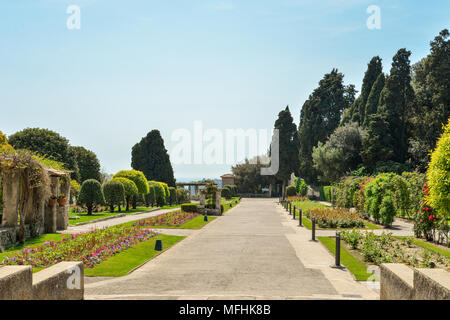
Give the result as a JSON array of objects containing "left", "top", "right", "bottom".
[
  {"left": 379, "top": 195, "right": 396, "bottom": 226},
  {"left": 181, "top": 203, "right": 198, "bottom": 213},
  {"left": 112, "top": 177, "right": 138, "bottom": 211},
  {"left": 286, "top": 185, "right": 297, "bottom": 197},
  {"left": 149, "top": 181, "right": 166, "bottom": 206},
  {"left": 70, "top": 180, "right": 81, "bottom": 205},
  {"left": 427, "top": 119, "right": 450, "bottom": 220},
  {"left": 113, "top": 170, "right": 149, "bottom": 209},
  {"left": 176, "top": 187, "right": 189, "bottom": 203},
  {"left": 78, "top": 179, "right": 105, "bottom": 215},
  {"left": 169, "top": 186, "right": 177, "bottom": 205},
  {"left": 145, "top": 185, "right": 156, "bottom": 207},
  {"left": 103, "top": 180, "right": 126, "bottom": 213},
  {"left": 221, "top": 187, "right": 232, "bottom": 199}
]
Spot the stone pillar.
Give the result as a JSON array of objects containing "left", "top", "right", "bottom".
[
  {"left": 215, "top": 191, "right": 221, "bottom": 214},
  {"left": 269, "top": 184, "right": 273, "bottom": 197},
  {"left": 57, "top": 176, "right": 70, "bottom": 230},
  {"left": 200, "top": 193, "right": 205, "bottom": 206},
  {"left": 44, "top": 176, "right": 59, "bottom": 233},
  {"left": 1, "top": 170, "right": 20, "bottom": 227},
  {"left": 195, "top": 185, "right": 199, "bottom": 196}
]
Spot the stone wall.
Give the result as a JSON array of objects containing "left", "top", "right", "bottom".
[
  {"left": 0, "top": 224, "right": 44, "bottom": 250},
  {"left": 0, "top": 262, "right": 84, "bottom": 300},
  {"left": 380, "top": 263, "right": 450, "bottom": 300}
]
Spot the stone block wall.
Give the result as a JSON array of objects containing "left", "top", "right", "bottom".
[
  {"left": 0, "top": 262, "right": 84, "bottom": 300},
  {"left": 380, "top": 263, "right": 450, "bottom": 300}
]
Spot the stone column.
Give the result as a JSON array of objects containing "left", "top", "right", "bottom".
[
  {"left": 57, "top": 176, "right": 70, "bottom": 230},
  {"left": 44, "top": 176, "right": 59, "bottom": 233},
  {"left": 269, "top": 184, "right": 273, "bottom": 197},
  {"left": 194, "top": 185, "right": 199, "bottom": 196},
  {"left": 200, "top": 193, "right": 205, "bottom": 206},
  {"left": 215, "top": 191, "right": 221, "bottom": 215},
  {"left": 1, "top": 170, "right": 20, "bottom": 227}
]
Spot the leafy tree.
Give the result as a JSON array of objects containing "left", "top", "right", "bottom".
[
  {"left": 131, "top": 130, "right": 176, "bottom": 186},
  {"left": 103, "top": 180, "right": 126, "bottom": 212},
  {"left": 345, "top": 56, "right": 383, "bottom": 125},
  {"left": 0, "top": 130, "right": 14, "bottom": 153},
  {"left": 231, "top": 156, "right": 272, "bottom": 194},
  {"left": 70, "top": 146, "right": 101, "bottom": 183},
  {"left": 426, "top": 119, "right": 450, "bottom": 219},
  {"left": 360, "top": 113, "right": 394, "bottom": 168},
  {"left": 111, "top": 177, "right": 138, "bottom": 211},
  {"left": 377, "top": 49, "right": 415, "bottom": 164},
  {"left": 312, "top": 122, "right": 366, "bottom": 184},
  {"left": 70, "top": 180, "right": 81, "bottom": 205},
  {"left": 78, "top": 179, "right": 105, "bottom": 215},
  {"left": 8, "top": 128, "right": 80, "bottom": 181},
  {"left": 409, "top": 30, "right": 450, "bottom": 171},
  {"left": 363, "top": 73, "right": 385, "bottom": 127},
  {"left": 294, "top": 178, "right": 309, "bottom": 196},
  {"left": 273, "top": 106, "right": 299, "bottom": 197},
  {"left": 298, "top": 69, "right": 353, "bottom": 184}
]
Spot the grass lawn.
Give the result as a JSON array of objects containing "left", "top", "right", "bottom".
[
  {"left": 222, "top": 197, "right": 241, "bottom": 214},
  {"left": 84, "top": 234, "right": 185, "bottom": 277},
  {"left": 69, "top": 206, "right": 157, "bottom": 225},
  {"left": 0, "top": 233, "right": 64, "bottom": 261},
  {"left": 318, "top": 236, "right": 374, "bottom": 281},
  {"left": 160, "top": 204, "right": 181, "bottom": 209}
]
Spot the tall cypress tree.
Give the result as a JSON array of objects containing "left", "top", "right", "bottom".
[
  {"left": 346, "top": 56, "right": 383, "bottom": 125},
  {"left": 377, "top": 49, "right": 415, "bottom": 163},
  {"left": 131, "top": 130, "right": 176, "bottom": 186},
  {"left": 363, "top": 73, "right": 385, "bottom": 127},
  {"left": 274, "top": 106, "right": 299, "bottom": 197},
  {"left": 298, "top": 69, "right": 352, "bottom": 184}
]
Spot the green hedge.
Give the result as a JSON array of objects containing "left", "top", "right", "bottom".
[{"left": 181, "top": 203, "right": 198, "bottom": 212}]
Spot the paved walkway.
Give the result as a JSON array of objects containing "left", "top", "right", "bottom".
[{"left": 84, "top": 199, "right": 379, "bottom": 300}]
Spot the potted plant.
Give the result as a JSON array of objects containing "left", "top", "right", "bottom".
[
  {"left": 49, "top": 195, "right": 58, "bottom": 206},
  {"left": 57, "top": 194, "right": 67, "bottom": 206}
]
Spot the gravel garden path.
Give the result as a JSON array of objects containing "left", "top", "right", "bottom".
[{"left": 84, "top": 198, "right": 379, "bottom": 300}]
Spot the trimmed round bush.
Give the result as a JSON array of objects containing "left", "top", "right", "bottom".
[
  {"left": 149, "top": 181, "right": 166, "bottom": 206},
  {"left": 286, "top": 185, "right": 297, "bottom": 197},
  {"left": 78, "top": 179, "right": 105, "bottom": 215},
  {"left": 112, "top": 177, "right": 138, "bottom": 211},
  {"left": 176, "top": 187, "right": 189, "bottom": 203},
  {"left": 103, "top": 180, "right": 126, "bottom": 213},
  {"left": 221, "top": 187, "right": 232, "bottom": 199},
  {"left": 379, "top": 195, "right": 396, "bottom": 226},
  {"left": 169, "top": 186, "right": 177, "bottom": 205},
  {"left": 113, "top": 170, "right": 149, "bottom": 194},
  {"left": 145, "top": 185, "right": 156, "bottom": 207}
]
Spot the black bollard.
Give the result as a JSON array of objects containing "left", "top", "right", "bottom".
[
  {"left": 299, "top": 208, "right": 303, "bottom": 227},
  {"left": 293, "top": 206, "right": 296, "bottom": 219},
  {"left": 204, "top": 214, "right": 208, "bottom": 221},
  {"left": 311, "top": 217, "right": 316, "bottom": 241},
  {"left": 335, "top": 231, "right": 341, "bottom": 267},
  {"left": 289, "top": 202, "right": 292, "bottom": 215},
  {"left": 155, "top": 239, "right": 163, "bottom": 251}
]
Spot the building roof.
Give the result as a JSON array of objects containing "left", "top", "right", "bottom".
[{"left": 220, "top": 174, "right": 235, "bottom": 178}]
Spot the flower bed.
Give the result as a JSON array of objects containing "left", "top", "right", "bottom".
[
  {"left": 135, "top": 210, "right": 198, "bottom": 227},
  {"left": 341, "top": 229, "right": 450, "bottom": 269},
  {"left": 1, "top": 225, "right": 157, "bottom": 269},
  {"left": 307, "top": 208, "right": 365, "bottom": 228}
]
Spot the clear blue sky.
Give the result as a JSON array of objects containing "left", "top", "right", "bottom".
[{"left": 1, "top": 0, "right": 448, "bottom": 180}]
